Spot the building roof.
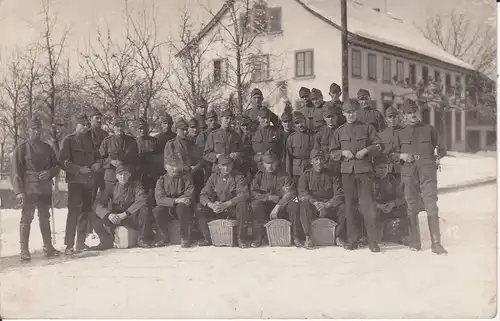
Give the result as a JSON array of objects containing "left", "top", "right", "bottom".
[{"left": 177, "top": 0, "right": 474, "bottom": 71}]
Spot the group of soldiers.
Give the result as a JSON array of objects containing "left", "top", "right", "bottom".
[{"left": 11, "top": 82, "right": 448, "bottom": 262}]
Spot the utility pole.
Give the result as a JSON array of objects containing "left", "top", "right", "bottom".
[{"left": 341, "top": 0, "right": 349, "bottom": 102}]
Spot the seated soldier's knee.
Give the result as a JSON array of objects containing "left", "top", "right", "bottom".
[
  {"left": 152, "top": 206, "right": 166, "bottom": 218},
  {"left": 250, "top": 199, "right": 264, "bottom": 211},
  {"left": 175, "top": 203, "right": 191, "bottom": 217}
]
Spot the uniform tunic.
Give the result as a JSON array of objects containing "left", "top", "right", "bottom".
[
  {"left": 155, "top": 130, "right": 176, "bottom": 154},
  {"left": 136, "top": 135, "right": 159, "bottom": 188},
  {"left": 99, "top": 134, "right": 139, "bottom": 183},
  {"left": 203, "top": 128, "right": 243, "bottom": 172},
  {"left": 356, "top": 107, "right": 386, "bottom": 132},
  {"left": 285, "top": 130, "right": 315, "bottom": 179},
  {"left": 314, "top": 125, "right": 341, "bottom": 174},
  {"left": 252, "top": 125, "right": 283, "bottom": 159},
  {"left": 245, "top": 106, "right": 281, "bottom": 128},
  {"left": 378, "top": 126, "right": 402, "bottom": 174}
]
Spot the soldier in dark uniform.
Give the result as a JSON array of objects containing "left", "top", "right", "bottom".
[
  {"left": 297, "top": 87, "right": 315, "bottom": 131},
  {"left": 314, "top": 105, "right": 342, "bottom": 175},
  {"left": 329, "top": 99, "right": 382, "bottom": 252},
  {"left": 203, "top": 108, "right": 243, "bottom": 173},
  {"left": 59, "top": 115, "right": 97, "bottom": 255},
  {"left": 11, "top": 117, "right": 61, "bottom": 261},
  {"left": 328, "top": 82, "right": 342, "bottom": 104},
  {"left": 379, "top": 106, "right": 402, "bottom": 178},
  {"left": 244, "top": 88, "right": 281, "bottom": 128},
  {"left": 92, "top": 164, "right": 152, "bottom": 250},
  {"left": 250, "top": 150, "right": 299, "bottom": 248},
  {"left": 372, "top": 155, "right": 409, "bottom": 244},
  {"left": 238, "top": 115, "right": 257, "bottom": 181},
  {"left": 325, "top": 83, "right": 346, "bottom": 128},
  {"left": 298, "top": 149, "right": 346, "bottom": 249},
  {"left": 195, "top": 110, "right": 219, "bottom": 184},
  {"left": 194, "top": 97, "right": 208, "bottom": 131},
  {"left": 187, "top": 118, "right": 199, "bottom": 143},
  {"left": 196, "top": 155, "right": 250, "bottom": 248},
  {"left": 280, "top": 111, "right": 294, "bottom": 163},
  {"left": 285, "top": 111, "right": 315, "bottom": 186},
  {"left": 252, "top": 109, "right": 282, "bottom": 170},
  {"left": 356, "top": 89, "right": 386, "bottom": 132},
  {"left": 87, "top": 109, "right": 108, "bottom": 202},
  {"left": 393, "top": 99, "right": 448, "bottom": 255},
  {"left": 100, "top": 117, "right": 139, "bottom": 198},
  {"left": 152, "top": 155, "right": 194, "bottom": 248},
  {"left": 309, "top": 88, "right": 326, "bottom": 131},
  {"left": 155, "top": 113, "right": 176, "bottom": 152}
]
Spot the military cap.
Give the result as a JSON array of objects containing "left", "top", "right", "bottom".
[
  {"left": 373, "top": 154, "right": 390, "bottom": 165},
  {"left": 310, "top": 88, "right": 323, "bottom": 100},
  {"left": 329, "top": 82, "right": 341, "bottom": 94},
  {"left": 342, "top": 99, "right": 359, "bottom": 112},
  {"left": 310, "top": 149, "right": 325, "bottom": 160},
  {"left": 217, "top": 154, "right": 234, "bottom": 165},
  {"left": 113, "top": 116, "right": 125, "bottom": 126},
  {"left": 136, "top": 117, "right": 148, "bottom": 129},
  {"left": 28, "top": 116, "right": 42, "bottom": 129},
  {"left": 188, "top": 118, "right": 198, "bottom": 128},
  {"left": 323, "top": 105, "right": 337, "bottom": 117},
  {"left": 76, "top": 114, "right": 90, "bottom": 125},
  {"left": 251, "top": 88, "right": 263, "bottom": 98},
  {"left": 281, "top": 112, "right": 292, "bottom": 122},
  {"left": 293, "top": 111, "right": 306, "bottom": 123},
  {"left": 175, "top": 118, "right": 189, "bottom": 129},
  {"left": 90, "top": 109, "right": 103, "bottom": 117},
  {"left": 385, "top": 106, "right": 399, "bottom": 117},
  {"left": 299, "top": 87, "right": 310, "bottom": 98},
  {"left": 206, "top": 110, "right": 218, "bottom": 119},
  {"left": 115, "top": 164, "right": 133, "bottom": 174},
  {"left": 220, "top": 108, "right": 234, "bottom": 118},
  {"left": 256, "top": 108, "right": 270, "bottom": 118},
  {"left": 162, "top": 113, "right": 173, "bottom": 123},
  {"left": 402, "top": 99, "right": 418, "bottom": 113},
  {"left": 357, "top": 89, "right": 370, "bottom": 99},
  {"left": 262, "top": 150, "right": 279, "bottom": 163},
  {"left": 164, "top": 154, "right": 179, "bottom": 166}
]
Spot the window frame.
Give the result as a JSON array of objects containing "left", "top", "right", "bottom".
[
  {"left": 213, "top": 59, "right": 223, "bottom": 83},
  {"left": 367, "top": 53, "right": 377, "bottom": 81},
  {"left": 382, "top": 57, "right": 392, "bottom": 83},
  {"left": 396, "top": 60, "right": 404, "bottom": 82},
  {"left": 352, "top": 49, "right": 362, "bottom": 77},
  {"left": 295, "top": 49, "right": 314, "bottom": 78},
  {"left": 409, "top": 63, "right": 416, "bottom": 85},
  {"left": 252, "top": 54, "right": 271, "bottom": 83}
]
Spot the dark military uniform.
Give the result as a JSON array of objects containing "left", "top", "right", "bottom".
[
  {"left": 196, "top": 155, "right": 250, "bottom": 247},
  {"left": 309, "top": 88, "right": 327, "bottom": 131},
  {"left": 298, "top": 149, "right": 346, "bottom": 248},
  {"left": 93, "top": 165, "right": 152, "bottom": 249},
  {"left": 250, "top": 151, "right": 299, "bottom": 247},
  {"left": 59, "top": 115, "right": 97, "bottom": 253},
  {"left": 11, "top": 117, "right": 60, "bottom": 260},
  {"left": 153, "top": 157, "right": 195, "bottom": 247},
  {"left": 245, "top": 88, "right": 281, "bottom": 128},
  {"left": 252, "top": 109, "right": 283, "bottom": 167},
  {"left": 378, "top": 106, "right": 402, "bottom": 175},
  {"left": 356, "top": 89, "right": 386, "bottom": 132},
  {"left": 314, "top": 105, "right": 342, "bottom": 175},
  {"left": 195, "top": 110, "right": 219, "bottom": 184},
  {"left": 285, "top": 112, "right": 315, "bottom": 185},
  {"left": 99, "top": 117, "right": 139, "bottom": 197},
  {"left": 155, "top": 114, "right": 176, "bottom": 152},
  {"left": 280, "top": 112, "right": 294, "bottom": 164},
  {"left": 393, "top": 99, "right": 447, "bottom": 255},
  {"left": 187, "top": 118, "right": 199, "bottom": 143},
  {"left": 329, "top": 100, "right": 382, "bottom": 251},
  {"left": 239, "top": 116, "right": 257, "bottom": 180},
  {"left": 87, "top": 111, "right": 109, "bottom": 202}
]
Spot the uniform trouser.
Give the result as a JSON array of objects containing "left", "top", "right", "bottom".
[
  {"left": 152, "top": 204, "right": 191, "bottom": 241},
  {"left": 250, "top": 200, "right": 301, "bottom": 241},
  {"left": 195, "top": 202, "right": 249, "bottom": 241},
  {"left": 93, "top": 207, "right": 152, "bottom": 244},
  {"left": 299, "top": 200, "right": 346, "bottom": 240},
  {"left": 65, "top": 183, "right": 93, "bottom": 248},
  {"left": 192, "top": 169, "right": 204, "bottom": 203},
  {"left": 20, "top": 194, "right": 53, "bottom": 248},
  {"left": 401, "top": 167, "right": 438, "bottom": 217},
  {"left": 341, "top": 173, "right": 378, "bottom": 244},
  {"left": 376, "top": 207, "right": 408, "bottom": 242},
  {"left": 87, "top": 172, "right": 106, "bottom": 235}
]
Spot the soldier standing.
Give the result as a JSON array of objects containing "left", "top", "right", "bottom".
[
  {"left": 152, "top": 156, "right": 194, "bottom": 248},
  {"left": 285, "top": 111, "right": 315, "bottom": 186},
  {"left": 393, "top": 99, "right": 448, "bottom": 255},
  {"left": 187, "top": 118, "right": 199, "bottom": 143},
  {"left": 250, "top": 150, "right": 298, "bottom": 248},
  {"left": 59, "top": 115, "right": 98, "bottom": 255},
  {"left": 155, "top": 113, "right": 176, "bottom": 152},
  {"left": 356, "top": 89, "right": 386, "bottom": 132},
  {"left": 11, "top": 117, "right": 61, "bottom": 261},
  {"left": 195, "top": 110, "right": 219, "bottom": 184},
  {"left": 325, "top": 82, "right": 346, "bottom": 127},
  {"left": 309, "top": 88, "right": 327, "bottom": 131},
  {"left": 93, "top": 164, "right": 152, "bottom": 250},
  {"left": 87, "top": 109, "right": 108, "bottom": 202},
  {"left": 99, "top": 117, "right": 139, "bottom": 198},
  {"left": 194, "top": 97, "right": 208, "bottom": 131},
  {"left": 379, "top": 106, "right": 403, "bottom": 178},
  {"left": 196, "top": 155, "right": 250, "bottom": 248},
  {"left": 329, "top": 99, "right": 382, "bottom": 252},
  {"left": 298, "top": 149, "right": 346, "bottom": 249},
  {"left": 238, "top": 116, "right": 257, "bottom": 181},
  {"left": 314, "top": 105, "right": 343, "bottom": 175},
  {"left": 244, "top": 88, "right": 281, "bottom": 128},
  {"left": 297, "top": 87, "right": 315, "bottom": 130},
  {"left": 252, "top": 109, "right": 283, "bottom": 169},
  {"left": 280, "top": 111, "right": 294, "bottom": 163}
]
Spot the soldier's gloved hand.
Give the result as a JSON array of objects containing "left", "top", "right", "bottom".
[
  {"left": 355, "top": 148, "right": 368, "bottom": 159},
  {"left": 91, "top": 163, "right": 101, "bottom": 171},
  {"left": 38, "top": 170, "right": 51, "bottom": 180},
  {"left": 79, "top": 166, "right": 91, "bottom": 174},
  {"left": 268, "top": 195, "right": 280, "bottom": 203},
  {"left": 399, "top": 153, "right": 411, "bottom": 163},
  {"left": 16, "top": 193, "right": 25, "bottom": 204},
  {"left": 269, "top": 205, "right": 280, "bottom": 220},
  {"left": 110, "top": 160, "right": 121, "bottom": 167},
  {"left": 341, "top": 150, "right": 354, "bottom": 160}
]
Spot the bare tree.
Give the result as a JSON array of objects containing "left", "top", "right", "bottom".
[
  {"left": 22, "top": 45, "right": 42, "bottom": 119},
  {"left": 168, "top": 7, "right": 222, "bottom": 118}
]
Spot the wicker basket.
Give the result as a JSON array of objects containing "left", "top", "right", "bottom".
[
  {"left": 208, "top": 219, "right": 238, "bottom": 247},
  {"left": 265, "top": 219, "right": 292, "bottom": 247},
  {"left": 311, "top": 218, "right": 337, "bottom": 246},
  {"left": 167, "top": 220, "right": 182, "bottom": 244},
  {"left": 114, "top": 226, "right": 138, "bottom": 249}
]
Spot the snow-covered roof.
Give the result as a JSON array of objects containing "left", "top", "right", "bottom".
[{"left": 296, "top": 0, "right": 474, "bottom": 70}]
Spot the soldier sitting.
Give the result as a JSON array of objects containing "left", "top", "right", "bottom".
[
  {"left": 152, "top": 156, "right": 194, "bottom": 248},
  {"left": 93, "top": 164, "right": 152, "bottom": 250},
  {"left": 250, "top": 150, "right": 298, "bottom": 248},
  {"left": 372, "top": 155, "right": 409, "bottom": 245},
  {"left": 195, "top": 154, "right": 250, "bottom": 248},
  {"left": 298, "top": 149, "right": 346, "bottom": 249}
]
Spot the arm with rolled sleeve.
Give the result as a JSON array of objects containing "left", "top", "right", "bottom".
[
  {"left": 124, "top": 182, "right": 148, "bottom": 216},
  {"left": 326, "top": 175, "right": 344, "bottom": 208}
]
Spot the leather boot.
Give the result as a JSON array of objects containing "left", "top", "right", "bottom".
[
  {"left": 154, "top": 225, "right": 170, "bottom": 247},
  {"left": 250, "top": 220, "right": 263, "bottom": 248},
  {"left": 368, "top": 241, "right": 381, "bottom": 253},
  {"left": 20, "top": 223, "right": 31, "bottom": 262},
  {"left": 39, "top": 217, "right": 60, "bottom": 257},
  {"left": 428, "top": 216, "right": 448, "bottom": 255},
  {"left": 304, "top": 236, "right": 314, "bottom": 250},
  {"left": 197, "top": 216, "right": 212, "bottom": 246},
  {"left": 408, "top": 215, "right": 422, "bottom": 251}
]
